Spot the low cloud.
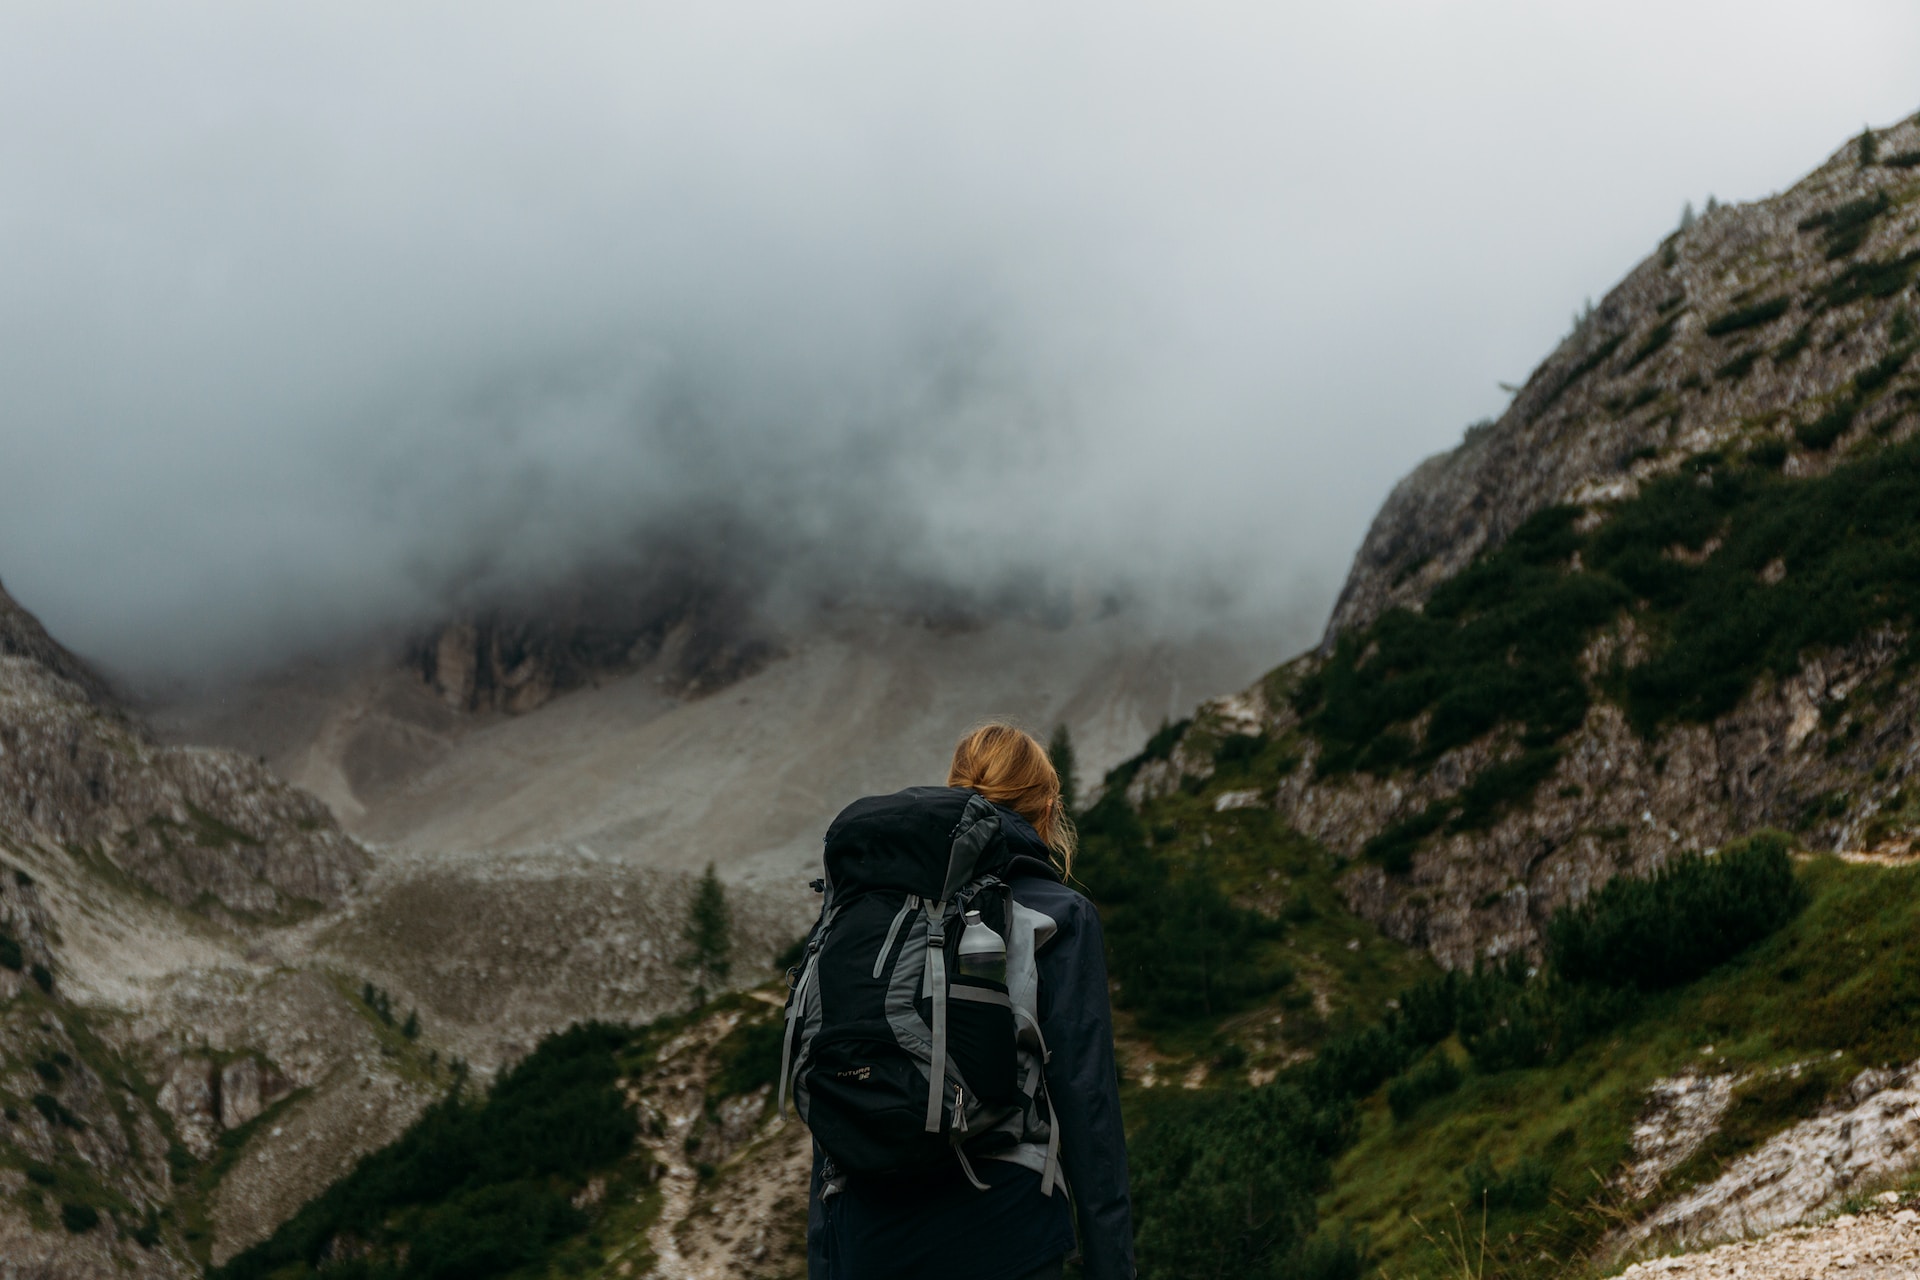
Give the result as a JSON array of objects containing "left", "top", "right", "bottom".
[{"left": 1, "top": 2, "right": 1915, "bottom": 679}]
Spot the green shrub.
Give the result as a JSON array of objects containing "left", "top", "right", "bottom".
[
  {"left": 1548, "top": 833, "right": 1802, "bottom": 991},
  {"left": 1886, "top": 150, "right": 1920, "bottom": 169},
  {"left": 1706, "top": 296, "right": 1791, "bottom": 337},
  {"left": 1799, "top": 191, "right": 1889, "bottom": 259},
  {"left": 1130, "top": 1084, "right": 1347, "bottom": 1279},
  {"left": 710, "top": 1015, "right": 785, "bottom": 1099},
  {"left": 59, "top": 1202, "right": 99, "bottom": 1233},
  {"left": 1541, "top": 333, "right": 1625, "bottom": 409},
  {"left": 1462, "top": 1154, "right": 1553, "bottom": 1212},
  {"left": 1386, "top": 1052, "right": 1463, "bottom": 1121},
  {"left": 1796, "top": 396, "right": 1859, "bottom": 450},
  {"left": 1856, "top": 342, "right": 1914, "bottom": 394},
  {"left": 1626, "top": 318, "right": 1678, "bottom": 368},
  {"left": 1715, "top": 349, "right": 1760, "bottom": 381},
  {"left": 1286, "top": 1228, "right": 1369, "bottom": 1280},
  {"left": 1143, "top": 719, "right": 1192, "bottom": 762},
  {"left": 1075, "top": 796, "right": 1289, "bottom": 1029},
  {"left": 0, "top": 932, "right": 21, "bottom": 971},
  {"left": 1774, "top": 323, "right": 1815, "bottom": 363},
  {"left": 215, "top": 1021, "right": 636, "bottom": 1280},
  {"left": 1822, "top": 251, "right": 1920, "bottom": 308}
]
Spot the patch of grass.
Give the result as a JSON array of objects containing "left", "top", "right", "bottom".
[
  {"left": 1295, "top": 505, "right": 1624, "bottom": 777},
  {"left": 1322, "top": 855, "right": 1920, "bottom": 1279},
  {"left": 1076, "top": 794, "right": 1293, "bottom": 1030},
  {"left": 708, "top": 1010, "right": 784, "bottom": 1102},
  {"left": 1796, "top": 395, "right": 1860, "bottom": 450}
]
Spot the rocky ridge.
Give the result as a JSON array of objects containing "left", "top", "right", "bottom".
[
  {"left": 1129, "top": 115, "right": 1920, "bottom": 968},
  {"left": 1325, "top": 116, "right": 1920, "bottom": 648},
  {"left": 0, "top": 579, "right": 802, "bottom": 1273}
]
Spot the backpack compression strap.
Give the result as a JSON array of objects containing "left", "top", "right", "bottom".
[{"left": 922, "top": 899, "right": 949, "bottom": 1132}]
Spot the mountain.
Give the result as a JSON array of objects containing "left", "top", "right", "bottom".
[
  {"left": 1078, "top": 113, "right": 1920, "bottom": 1278},
  {"left": 1133, "top": 114, "right": 1920, "bottom": 967},
  {"left": 193, "top": 115, "right": 1920, "bottom": 1280},
  {"left": 0, "top": 577, "right": 813, "bottom": 1274},
  {"left": 148, "top": 599, "right": 1277, "bottom": 889},
  {"left": 20, "top": 112, "right": 1920, "bottom": 1280}
]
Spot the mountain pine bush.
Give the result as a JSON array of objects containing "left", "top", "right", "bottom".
[{"left": 1547, "top": 832, "right": 1802, "bottom": 990}]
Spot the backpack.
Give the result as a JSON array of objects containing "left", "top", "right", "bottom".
[{"left": 778, "top": 786, "right": 1061, "bottom": 1193}]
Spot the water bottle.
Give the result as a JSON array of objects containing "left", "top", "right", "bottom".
[{"left": 956, "top": 909, "right": 1006, "bottom": 987}]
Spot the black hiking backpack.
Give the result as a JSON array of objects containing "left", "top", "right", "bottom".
[{"left": 778, "top": 786, "right": 1062, "bottom": 1192}]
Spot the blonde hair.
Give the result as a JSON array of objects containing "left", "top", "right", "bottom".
[{"left": 946, "top": 722, "right": 1077, "bottom": 875}]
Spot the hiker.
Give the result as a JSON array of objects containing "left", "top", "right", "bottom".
[{"left": 782, "top": 723, "right": 1136, "bottom": 1280}]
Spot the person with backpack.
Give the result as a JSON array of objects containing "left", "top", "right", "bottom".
[{"left": 781, "top": 722, "right": 1136, "bottom": 1280}]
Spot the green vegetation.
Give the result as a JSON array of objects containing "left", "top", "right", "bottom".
[
  {"left": 1075, "top": 793, "right": 1292, "bottom": 1029},
  {"left": 1625, "top": 317, "right": 1678, "bottom": 368},
  {"left": 215, "top": 1022, "right": 642, "bottom": 1280},
  {"left": 1049, "top": 722, "right": 1079, "bottom": 812},
  {"left": 1705, "top": 295, "right": 1791, "bottom": 336},
  {"left": 709, "top": 1009, "right": 785, "bottom": 1102},
  {"left": 1821, "top": 249, "right": 1920, "bottom": 308},
  {"left": 1799, "top": 192, "right": 1889, "bottom": 259},
  {"left": 678, "top": 863, "right": 732, "bottom": 1008},
  {"left": 1291, "top": 434, "right": 1920, "bottom": 868},
  {"left": 1541, "top": 333, "right": 1625, "bottom": 410},
  {"left": 1548, "top": 834, "right": 1802, "bottom": 990},
  {"left": 1714, "top": 349, "right": 1759, "bottom": 381},
  {"left": 1323, "top": 853, "right": 1920, "bottom": 1277},
  {"left": 1773, "top": 322, "right": 1815, "bottom": 363},
  {"left": 1128, "top": 1084, "right": 1352, "bottom": 1279}
]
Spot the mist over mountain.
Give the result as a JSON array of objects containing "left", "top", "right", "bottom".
[{"left": 4, "top": 3, "right": 1918, "bottom": 685}]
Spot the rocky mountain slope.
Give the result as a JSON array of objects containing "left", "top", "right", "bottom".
[
  {"left": 150, "top": 602, "right": 1276, "bottom": 890},
  {"left": 0, "top": 579, "right": 816, "bottom": 1274},
  {"left": 1130, "top": 114, "right": 1920, "bottom": 969}
]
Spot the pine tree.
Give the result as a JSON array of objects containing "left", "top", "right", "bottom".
[
  {"left": 1048, "top": 722, "right": 1079, "bottom": 813},
  {"left": 1678, "top": 200, "right": 1696, "bottom": 232},
  {"left": 402, "top": 1010, "right": 421, "bottom": 1040},
  {"left": 1860, "top": 126, "right": 1880, "bottom": 167},
  {"left": 679, "top": 863, "right": 733, "bottom": 1007}
]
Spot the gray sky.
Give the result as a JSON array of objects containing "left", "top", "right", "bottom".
[{"left": 3, "top": 1, "right": 1917, "bottom": 680}]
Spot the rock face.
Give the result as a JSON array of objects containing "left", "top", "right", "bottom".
[
  {"left": 0, "top": 578, "right": 116, "bottom": 708},
  {"left": 1324, "top": 117, "right": 1920, "bottom": 648},
  {"left": 1133, "top": 114, "right": 1920, "bottom": 967},
  {"left": 414, "top": 563, "right": 780, "bottom": 714},
  {"left": 0, "top": 862, "right": 198, "bottom": 1278},
  {"left": 1618, "top": 1061, "right": 1920, "bottom": 1258},
  {"left": 0, "top": 654, "right": 367, "bottom": 916}
]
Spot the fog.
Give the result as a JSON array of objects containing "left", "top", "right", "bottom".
[{"left": 2, "top": 2, "right": 1916, "bottom": 680}]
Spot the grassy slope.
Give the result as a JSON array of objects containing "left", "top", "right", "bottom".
[
  {"left": 208, "top": 987, "right": 806, "bottom": 1280},
  {"left": 1090, "top": 438, "right": 1920, "bottom": 1278},
  {"left": 1322, "top": 856, "right": 1920, "bottom": 1277}
]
